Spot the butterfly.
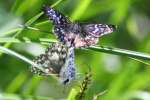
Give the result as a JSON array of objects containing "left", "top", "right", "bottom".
[
  {"left": 43, "top": 6, "right": 117, "bottom": 48},
  {"left": 31, "top": 43, "right": 76, "bottom": 84}
]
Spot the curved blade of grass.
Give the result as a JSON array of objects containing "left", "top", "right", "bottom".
[
  {"left": 0, "top": 0, "right": 64, "bottom": 56},
  {"left": 0, "top": 28, "right": 21, "bottom": 37},
  {"left": 5, "top": 72, "right": 28, "bottom": 93},
  {"left": 0, "top": 45, "right": 48, "bottom": 73},
  {"left": 0, "top": 37, "right": 150, "bottom": 61},
  {"left": 67, "top": 88, "right": 78, "bottom": 100},
  {"left": 82, "top": 0, "right": 116, "bottom": 19},
  {"left": 88, "top": 46, "right": 150, "bottom": 60},
  {"left": 10, "top": 0, "right": 21, "bottom": 13},
  {"left": 51, "top": 0, "right": 65, "bottom": 8},
  {"left": 22, "top": 75, "right": 43, "bottom": 95},
  {"left": 0, "top": 93, "right": 53, "bottom": 100},
  {"left": 0, "top": 38, "right": 20, "bottom": 43},
  {"left": 71, "top": 0, "right": 92, "bottom": 20},
  {"left": 129, "top": 57, "right": 150, "bottom": 66},
  {"left": 0, "top": 12, "right": 44, "bottom": 56}
]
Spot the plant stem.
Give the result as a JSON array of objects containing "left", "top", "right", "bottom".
[
  {"left": 88, "top": 46, "right": 150, "bottom": 60},
  {"left": 1, "top": 37, "right": 150, "bottom": 61},
  {"left": 0, "top": 45, "right": 47, "bottom": 73},
  {"left": 0, "top": 0, "right": 64, "bottom": 56}
]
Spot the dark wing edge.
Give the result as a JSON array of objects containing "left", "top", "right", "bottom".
[
  {"left": 43, "top": 5, "right": 71, "bottom": 25},
  {"left": 30, "top": 43, "right": 68, "bottom": 76},
  {"left": 81, "top": 23, "right": 117, "bottom": 38}
]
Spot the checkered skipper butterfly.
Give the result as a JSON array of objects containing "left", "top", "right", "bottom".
[
  {"left": 43, "top": 6, "right": 117, "bottom": 48},
  {"left": 31, "top": 43, "right": 75, "bottom": 84}
]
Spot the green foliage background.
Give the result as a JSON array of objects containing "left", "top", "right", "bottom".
[{"left": 0, "top": 0, "right": 150, "bottom": 100}]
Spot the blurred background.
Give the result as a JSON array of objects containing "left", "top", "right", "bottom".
[{"left": 0, "top": 0, "right": 150, "bottom": 100}]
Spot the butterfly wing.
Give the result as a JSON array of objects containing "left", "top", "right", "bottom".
[
  {"left": 31, "top": 43, "right": 68, "bottom": 76},
  {"left": 43, "top": 6, "right": 71, "bottom": 25},
  {"left": 43, "top": 6, "right": 72, "bottom": 45},
  {"left": 68, "top": 23, "right": 116, "bottom": 48},
  {"left": 31, "top": 43, "right": 75, "bottom": 84},
  {"left": 81, "top": 24, "right": 116, "bottom": 38},
  {"left": 73, "top": 34, "right": 99, "bottom": 48},
  {"left": 43, "top": 6, "right": 116, "bottom": 48},
  {"left": 59, "top": 47, "right": 76, "bottom": 84}
]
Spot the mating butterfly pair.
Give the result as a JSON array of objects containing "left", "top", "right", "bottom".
[{"left": 31, "top": 6, "right": 116, "bottom": 84}]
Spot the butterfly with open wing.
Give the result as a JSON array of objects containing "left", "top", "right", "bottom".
[
  {"left": 31, "top": 43, "right": 75, "bottom": 84},
  {"left": 43, "top": 6, "right": 117, "bottom": 48}
]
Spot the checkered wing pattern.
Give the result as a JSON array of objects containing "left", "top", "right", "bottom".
[
  {"left": 81, "top": 24, "right": 116, "bottom": 38},
  {"left": 31, "top": 43, "right": 68, "bottom": 75},
  {"left": 43, "top": 6, "right": 116, "bottom": 48},
  {"left": 70, "top": 23, "right": 116, "bottom": 48},
  {"left": 43, "top": 6, "right": 70, "bottom": 25},
  {"left": 31, "top": 43, "right": 75, "bottom": 84},
  {"left": 43, "top": 6, "right": 72, "bottom": 46}
]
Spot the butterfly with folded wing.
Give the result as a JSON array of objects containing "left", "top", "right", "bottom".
[{"left": 31, "top": 43, "right": 75, "bottom": 84}]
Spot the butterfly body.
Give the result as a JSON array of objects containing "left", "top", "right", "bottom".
[{"left": 53, "top": 23, "right": 101, "bottom": 48}]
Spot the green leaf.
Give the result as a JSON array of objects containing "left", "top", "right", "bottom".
[
  {"left": 67, "top": 88, "right": 78, "bottom": 100},
  {"left": 5, "top": 72, "right": 28, "bottom": 93},
  {"left": 71, "top": 0, "right": 92, "bottom": 20}
]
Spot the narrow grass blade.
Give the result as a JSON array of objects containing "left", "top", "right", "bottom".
[
  {"left": 88, "top": 46, "right": 150, "bottom": 60},
  {"left": 0, "top": 45, "right": 48, "bottom": 73},
  {"left": 71, "top": 0, "right": 92, "bottom": 20}
]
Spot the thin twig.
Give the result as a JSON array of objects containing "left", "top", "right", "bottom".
[{"left": 129, "top": 57, "right": 150, "bottom": 66}]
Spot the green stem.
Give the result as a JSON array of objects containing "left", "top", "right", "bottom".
[
  {"left": 88, "top": 46, "right": 150, "bottom": 60},
  {"left": 0, "top": 0, "right": 64, "bottom": 56},
  {"left": 1, "top": 37, "right": 150, "bottom": 61},
  {"left": 71, "top": 0, "right": 92, "bottom": 20},
  {"left": 0, "top": 45, "right": 48, "bottom": 73},
  {"left": 51, "top": 0, "right": 64, "bottom": 8}
]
